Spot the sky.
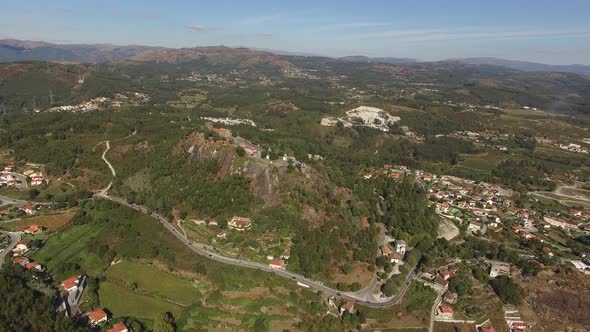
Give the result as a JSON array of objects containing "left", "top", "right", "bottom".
[{"left": 2, "top": 0, "right": 590, "bottom": 64}]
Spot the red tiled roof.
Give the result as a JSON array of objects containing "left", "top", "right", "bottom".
[
  {"left": 61, "top": 276, "right": 79, "bottom": 290},
  {"left": 24, "top": 262, "right": 40, "bottom": 270},
  {"left": 107, "top": 322, "right": 128, "bottom": 332},
  {"left": 88, "top": 308, "right": 108, "bottom": 322},
  {"left": 440, "top": 305, "right": 453, "bottom": 313},
  {"left": 268, "top": 259, "right": 285, "bottom": 267}
]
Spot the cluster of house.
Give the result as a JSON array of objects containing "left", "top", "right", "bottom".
[
  {"left": 267, "top": 248, "right": 291, "bottom": 270},
  {"left": 0, "top": 164, "right": 46, "bottom": 186},
  {"left": 48, "top": 93, "right": 149, "bottom": 113},
  {"left": 60, "top": 275, "right": 128, "bottom": 331},
  {"left": 379, "top": 239, "right": 407, "bottom": 265},
  {"left": 23, "top": 169, "right": 46, "bottom": 186},
  {"left": 11, "top": 225, "right": 46, "bottom": 272},
  {"left": 213, "top": 216, "right": 253, "bottom": 241},
  {"left": 430, "top": 268, "right": 460, "bottom": 321},
  {"left": 0, "top": 204, "right": 39, "bottom": 218},
  {"left": 557, "top": 142, "right": 588, "bottom": 154}
]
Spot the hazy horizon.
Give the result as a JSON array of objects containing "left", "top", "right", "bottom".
[{"left": 2, "top": 0, "right": 590, "bottom": 65}]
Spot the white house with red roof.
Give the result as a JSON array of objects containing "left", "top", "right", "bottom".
[
  {"left": 437, "top": 304, "right": 454, "bottom": 319},
  {"left": 228, "top": 217, "right": 252, "bottom": 230},
  {"left": 87, "top": 308, "right": 108, "bottom": 325},
  {"left": 268, "top": 259, "right": 285, "bottom": 270},
  {"left": 61, "top": 276, "right": 81, "bottom": 293},
  {"left": 106, "top": 322, "right": 128, "bottom": 332}
]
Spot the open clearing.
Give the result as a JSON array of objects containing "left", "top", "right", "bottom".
[
  {"left": 99, "top": 281, "right": 183, "bottom": 320},
  {"left": 106, "top": 261, "right": 202, "bottom": 305},
  {"left": 2, "top": 210, "right": 76, "bottom": 232}
]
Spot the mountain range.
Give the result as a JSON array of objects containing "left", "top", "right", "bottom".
[{"left": 1, "top": 39, "right": 590, "bottom": 76}]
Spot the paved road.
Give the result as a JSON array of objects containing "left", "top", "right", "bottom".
[
  {"left": 97, "top": 143, "right": 416, "bottom": 308},
  {"left": 0, "top": 195, "right": 52, "bottom": 207},
  {"left": 0, "top": 231, "right": 20, "bottom": 269}
]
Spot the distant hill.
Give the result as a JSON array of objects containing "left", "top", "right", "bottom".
[
  {"left": 339, "top": 55, "right": 419, "bottom": 65},
  {"left": 453, "top": 57, "right": 590, "bottom": 76},
  {"left": 0, "top": 39, "right": 157, "bottom": 63}
]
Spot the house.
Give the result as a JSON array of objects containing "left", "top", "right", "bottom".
[
  {"left": 489, "top": 261, "right": 511, "bottom": 278},
  {"left": 380, "top": 246, "right": 391, "bottom": 255},
  {"left": 24, "top": 224, "right": 44, "bottom": 234},
  {"left": 437, "top": 304, "right": 453, "bottom": 319},
  {"left": 433, "top": 276, "right": 449, "bottom": 289},
  {"left": 211, "top": 127, "right": 231, "bottom": 139},
  {"left": 280, "top": 248, "right": 291, "bottom": 260},
  {"left": 216, "top": 231, "right": 227, "bottom": 240},
  {"left": 542, "top": 247, "right": 554, "bottom": 257},
  {"left": 268, "top": 259, "right": 285, "bottom": 270},
  {"left": 363, "top": 172, "right": 373, "bottom": 179},
  {"left": 15, "top": 239, "right": 32, "bottom": 252},
  {"left": 3, "top": 164, "right": 14, "bottom": 172},
  {"left": 394, "top": 240, "right": 406, "bottom": 255},
  {"left": 24, "top": 262, "right": 43, "bottom": 272},
  {"left": 21, "top": 204, "right": 37, "bottom": 215},
  {"left": 12, "top": 256, "right": 29, "bottom": 265},
  {"left": 443, "top": 291, "right": 458, "bottom": 304},
  {"left": 339, "top": 301, "right": 355, "bottom": 315},
  {"left": 87, "top": 308, "right": 108, "bottom": 325},
  {"left": 389, "top": 252, "right": 402, "bottom": 264},
  {"left": 31, "top": 176, "right": 44, "bottom": 186},
  {"left": 478, "top": 324, "right": 496, "bottom": 332},
  {"left": 207, "top": 220, "right": 218, "bottom": 227},
  {"left": 383, "top": 164, "right": 392, "bottom": 170},
  {"left": 508, "top": 321, "right": 527, "bottom": 332},
  {"left": 228, "top": 217, "right": 252, "bottom": 230},
  {"left": 61, "top": 276, "right": 81, "bottom": 293},
  {"left": 107, "top": 322, "right": 128, "bottom": 332},
  {"left": 439, "top": 269, "right": 456, "bottom": 280}
]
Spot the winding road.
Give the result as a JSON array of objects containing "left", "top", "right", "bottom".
[
  {"left": 96, "top": 141, "right": 417, "bottom": 308},
  {"left": 0, "top": 231, "right": 20, "bottom": 269}
]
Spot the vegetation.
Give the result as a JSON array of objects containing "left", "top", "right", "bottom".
[{"left": 0, "top": 265, "right": 89, "bottom": 332}]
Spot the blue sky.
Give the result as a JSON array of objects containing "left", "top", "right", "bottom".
[{"left": 2, "top": 0, "right": 590, "bottom": 64}]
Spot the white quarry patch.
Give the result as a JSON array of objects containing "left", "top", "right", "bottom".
[{"left": 321, "top": 106, "right": 400, "bottom": 132}]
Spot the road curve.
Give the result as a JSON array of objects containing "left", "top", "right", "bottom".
[
  {"left": 97, "top": 190, "right": 416, "bottom": 308},
  {"left": 0, "top": 231, "right": 21, "bottom": 269},
  {"left": 96, "top": 142, "right": 416, "bottom": 308}
]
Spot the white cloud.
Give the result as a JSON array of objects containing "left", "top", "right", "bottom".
[{"left": 187, "top": 25, "right": 210, "bottom": 32}]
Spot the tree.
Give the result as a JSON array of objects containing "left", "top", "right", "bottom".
[
  {"left": 490, "top": 276, "right": 523, "bottom": 305},
  {"left": 235, "top": 146, "right": 245, "bottom": 157},
  {"left": 154, "top": 312, "right": 176, "bottom": 332},
  {"left": 28, "top": 188, "right": 40, "bottom": 199}
]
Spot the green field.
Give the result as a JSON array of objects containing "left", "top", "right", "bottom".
[
  {"left": 99, "top": 281, "right": 183, "bottom": 319},
  {"left": 106, "top": 261, "right": 203, "bottom": 305}
]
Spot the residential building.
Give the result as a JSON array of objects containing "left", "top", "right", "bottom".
[
  {"left": 24, "top": 224, "right": 44, "bottom": 234},
  {"left": 15, "top": 239, "right": 32, "bottom": 252},
  {"left": 394, "top": 240, "right": 407, "bottom": 255},
  {"left": 268, "top": 259, "right": 286, "bottom": 270},
  {"left": 61, "top": 276, "right": 81, "bottom": 293},
  {"left": 228, "top": 217, "right": 252, "bottom": 230},
  {"left": 437, "top": 304, "right": 454, "bottom": 319},
  {"left": 107, "top": 322, "right": 128, "bottom": 332},
  {"left": 489, "top": 261, "right": 511, "bottom": 278},
  {"left": 443, "top": 291, "right": 458, "bottom": 304},
  {"left": 87, "top": 308, "right": 108, "bottom": 325}
]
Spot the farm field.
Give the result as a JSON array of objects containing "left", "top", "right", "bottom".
[{"left": 1, "top": 210, "right": 76, "bottom": 232}]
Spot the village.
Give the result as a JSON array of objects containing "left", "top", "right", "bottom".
[{"left": 363, "top": 162, "right": 590, "bottom": 332}]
